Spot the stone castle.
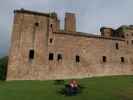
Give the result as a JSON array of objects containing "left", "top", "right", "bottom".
[{"left": 7, "top": 9, "right": 133, "bottom": 80}]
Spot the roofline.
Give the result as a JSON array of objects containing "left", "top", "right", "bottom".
[
  {"left": 14, "top": 9, "right": 52, "bottom": 17},
  {"left": 54, "top": 31, "right": 125, "bottom": 41}
]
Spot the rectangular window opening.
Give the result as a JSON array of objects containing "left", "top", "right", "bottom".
[
  {"left": 57, "top": 54, "right": 62, "bottom": 61},
  {"left": 76, "top": 55, "right": 80, "bottom": 63},
  {"left": 50, "top": 38, "right": 53, "bottom": 43},
  {"left": 29, "top": 49, "right": 34, "bottom": 60},
  {"left": 49, "top": 53, "right": 54, "bottom": 60},
  {"left": 131, "top": 40, "right": 133, "bottom": 44},
  {"left": 103, "top": 56, "right": 106, "bottom": 62},
  {"left": 121, "top": 57, "right": 125, "bottom": 63},
  {"left": 116, "top": 43, "right": 119, "bottom": 49}
]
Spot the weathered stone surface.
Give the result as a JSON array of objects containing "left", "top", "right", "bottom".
[{"left": 6, "top": 9, "right": 133, "bottom": 80}]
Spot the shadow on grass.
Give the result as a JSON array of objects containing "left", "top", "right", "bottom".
[
  {"left": 57, "top": 84, "right": 85, "bottom": 96},
  {"left": 54, "top": 80, "right": 65, "bottom": 85}
]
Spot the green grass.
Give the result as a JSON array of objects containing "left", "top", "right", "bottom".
[{"left": 0, "top": 76, "right": 133, "bottom": 100}]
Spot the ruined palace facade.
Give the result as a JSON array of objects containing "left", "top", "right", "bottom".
[{"left": 7, "top": 9, "right": 133, "bottom": 80}]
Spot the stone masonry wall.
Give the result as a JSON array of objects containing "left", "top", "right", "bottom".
[{"left": 6, "top": 9, "right": 133, "bottom": 80}]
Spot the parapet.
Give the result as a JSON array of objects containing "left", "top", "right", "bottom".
[{"left": 14, "top": 8, "right": 58, "bottom": 19}]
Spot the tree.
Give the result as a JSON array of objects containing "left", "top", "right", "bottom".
[{"left": 0, "top": 56, "right": 8, "bottom": 80}]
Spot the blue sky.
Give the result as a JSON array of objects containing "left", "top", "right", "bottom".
[{"left": 1, "top": 0, "right": 133, "bottom": 57}]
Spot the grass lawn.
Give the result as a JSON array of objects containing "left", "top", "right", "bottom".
[{"left": 0, "top": 76, "right": 133, "bottom": 100}]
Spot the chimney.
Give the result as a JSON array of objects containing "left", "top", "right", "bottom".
[{"left": 65, "top": 13, "right": 76, "bottom": 32}]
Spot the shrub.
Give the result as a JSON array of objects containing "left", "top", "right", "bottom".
[{"left": 0, "top": 56, "right": 8, "bottom": 80}]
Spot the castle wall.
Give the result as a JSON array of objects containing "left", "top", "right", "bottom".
[
  {"left": 7, "top": 9, "right": 133, "bottom": 80},
  {"left": 46, "top": 32, "right": 133, "bottom": 79}
]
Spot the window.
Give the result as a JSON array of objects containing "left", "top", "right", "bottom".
[
  {"left": 50, "top": 24, "right": 53, "bottom": 32},
  {"left": 103, "top": 56, "right": 106, "bottom": 62},
  {"left": 127, "top": 41, "right": 129, "bottom": 45},
  {"left": 121, "top": 57, "right": 125, "bottom": 63},
  {"left": 131, "top": 40, "right": 133, "bottom": 44},
  {"left": 57, "top": 54, "right": 62, "bottom": 61},
  {"left": 49, "top": 38, "right": 53, "bottom": 43},
  {"left": 35, "top": 22, "right": 39, "bottom": 27},
  {"left": 49, "top": 53, "right": 54, "bottom": 60},
  {"left": 76, "top": 55, "right": 80, "bottom": 63},
  {"left": 29, "top": 49, "right": 34, "bottom": 60},
  {"left": 115, "top": 43, "right": 119, "bottom": 49},
  {"left": 50, "top": 24, "right": 53, "bottom": 28}
]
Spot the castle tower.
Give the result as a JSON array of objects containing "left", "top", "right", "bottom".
[
  {"left": 7, "top": 9, "right": 59, "bottom": 80},
  {"left": 65, "top": 13, "right": 76, "bottom": 32}
]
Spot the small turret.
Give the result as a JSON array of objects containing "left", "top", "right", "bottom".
[{"left": 100, "top": 27, "right": 114, "bottom": 38}]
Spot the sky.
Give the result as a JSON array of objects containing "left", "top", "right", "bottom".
[{"left": 1, "top": 0, "right": 133, "bottom": 57}]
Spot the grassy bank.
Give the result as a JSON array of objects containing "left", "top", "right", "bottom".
[{"left": 0, "top": 76, "right": 133, "bottom": 100}]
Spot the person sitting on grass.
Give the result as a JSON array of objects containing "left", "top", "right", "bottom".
[{"left": 65, "top": 79, "right": 79, "bottom": 96}]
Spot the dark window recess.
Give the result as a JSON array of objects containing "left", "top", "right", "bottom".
[
  {"left": 76, "top": 55, "right": 80, "bottom": 63},
  {"left": 50, "top": 24, "right": 53, "bottom": 32},
  {"left": 49, "top": 38, "right": 53, "bottom": 43},
  {"left": 35, "top": 22, "right": 39, "bottom": 27},
  {"left": 49, "top": 53, "right": 54, "bottom": 60},
  {"left": 50, "top": 24, "right": 53, "bottom": 28},
  {"left": 132, "top": 40, "right": 133, "bottom": 44},
  {"left": 116, "top": 43, "right": 119, "bottom": 49},
  {"left": 121, "top": 57, "right": 125, "bottom": 63},
  {"left": 127, "top": 41, "right": 129, "bottom": 45},
  {"left": 29, "top": 49, "right": 34, "bottom": 59},
  {"left": 103, "top": 56, "right": 106, "bottom": 62},
  {"left": 57, "top": 54, "right": 62, "bottom": 61}
]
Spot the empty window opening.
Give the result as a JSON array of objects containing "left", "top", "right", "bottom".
[
  {"left": 35, "top": 22, "right": 39, "bottom": 27},
  {"left": 127, "top": 41, "right": 129, "bottom": 45},
  {"left": 49, "top": 53, "right": 54, "bottom": 60},
  {"left": 50, "top": 24, "right": 53, "bottom": 32},
  {"left": 116, "top": 43, "right": 119, "bottom": 49},
  {"left": 50, "top": 24, "right": 53, "bottom": 28},
  {"left": 29, "top": 49, "right": 34, "bottom": 60},
  {"left": 103, "top": 56, "right": 106, "bottom": 62},
  {"left": 131, "top": 40, "right": 133, "bottom": 44},
  {"left": 49, "top": 38, "right": 53, "bottom": 43},
  {"left": 57, "top": 54, "right": 62, "bottom": 61},
  {"left": 121, "top": 57, "right": 125, "bottom": 63},
  {"left": 76, "top": 55, "right": 80, "bottom": 63}
]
